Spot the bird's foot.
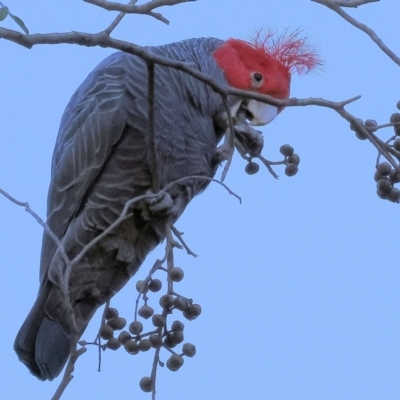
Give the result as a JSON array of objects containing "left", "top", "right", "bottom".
[
  {"left": 141, "top": 190, "right": 178, "bottom": 220},
  {"left": 234, "top": 123, "right": 264, "bottom": 157}
]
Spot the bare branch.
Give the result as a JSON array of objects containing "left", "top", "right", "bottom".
[
  {"left": 171, "top": 226, "right": 198, "bottom": 257},
  {"left": 218, "top": 97, "right": 237, "bottom": 182},
  {"left": 103, "top": 11, "right": 126, "bottom": 35},
  {"left": 0, "top": 28, "right": 282, "bottom": 107},
  {"left": 311, "top": 0, "right": 379, "bottom": 8},
  {"left": 84, "top": 0, "right": 196, "bottom": 25},
  {"left": 0, "top": 187, "right": 70, "bottom": 265},
  {"left": 51, "top": 346, "right": 87, "bottom": 400},
  {"left": 312, "top": 0, "right": 400, "bottom": 66}
]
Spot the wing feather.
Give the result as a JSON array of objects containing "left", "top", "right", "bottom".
[{"left": 40, "top": 54, "right": 130, "bottom": 282}]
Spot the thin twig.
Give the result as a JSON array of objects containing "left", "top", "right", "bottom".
[
  {"left": 257, "top": 155, "right": 280, "bottom": 179},
  {"left": 84, "top": 0, "right": 195, "bottom": 25},
  {"left": 103, "top": 11, "right": 126, "bottom": 35},
  {"left": 51, "top": 346, "right": 87, "bottom": 400},
  {"left": 0, "top": 188, "right": 70, "bottom": 265},
  {"left": 95, "top": 300, "right": 110, "bottom": 372},
  {"left": 219, "top": 96, "right": 237, "bottom": 182},
  {"left": 312, "top": 0, "right": 400, "bottom": 66},
  {"left": 171, "top": 226, "right": 198, "bottom": 257},
  {"left": 311, "top": 0, "right": 379, "bottom": 7},
  {"left": 150, "top": 345, "right": 162, "bottom": 399}
]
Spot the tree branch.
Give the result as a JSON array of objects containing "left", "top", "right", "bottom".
[
  {"left": 0, "top": 187, "right": 70, "bottom": 266},
  {"left": 84, "top": 0, "right": 196, "bottom": 25},
  {"left": 0, "top": 28, "right": 364, "bottom": 110},
  {"left": 2, "top": 25, "right": 396, "bottom": 179},
  {"left": 311, "top": 0, "right": 379, "bottom": 7},
  {"left": 311, "top": 0, "right": 400, "bottom": 66},
  {"left": 51, "top": 346, "right": 87, "bottom": 400},
  {"left": 103, "top": 11, "right": 126, "bottom": 35}
]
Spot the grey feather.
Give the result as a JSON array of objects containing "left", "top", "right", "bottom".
[{"left": 15, "top": 38, "right": 232, "bottom": 380}]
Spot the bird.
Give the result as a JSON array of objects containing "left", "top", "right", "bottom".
[{"left": 14, "top": 31, "right": 319, "bottom": 381}]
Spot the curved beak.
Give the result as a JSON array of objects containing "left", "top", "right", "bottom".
[{"left": 246, "top": 100, "right": 278, "bottom": 126}]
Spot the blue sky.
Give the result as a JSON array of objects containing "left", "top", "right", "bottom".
[{"left": 1, "top": 1, "right": 399, "bottom": 399}]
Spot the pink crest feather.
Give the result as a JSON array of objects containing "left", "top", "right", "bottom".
[{"left": 249, "top": 29, "right": 322, "bottom": 75}]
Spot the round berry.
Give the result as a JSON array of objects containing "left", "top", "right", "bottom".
[
  {"left": 106, "top": 337, "right": 121, "bottom": 350},
  {"left": 129, "top": 321, "right": 143, "bottom": 335},
  {"left": 152, "top": 314, "right": 166, "bottom": 328},
  {"left": 389, "top": 169, "right": 400, "bottom": 183},
  {"left": 169, "top": 267, "right": 184, "bottom": 282},
  {"left": 99, "top": 324, "right": 114, "bottom": 340},
  {"left": 183, "top": 304, "right": 202, "bottom": 321},
  {"left": 374, "top": 170, "right": 382, "bottom": 182},
  {"left": 139, "top": 377, "right": 153, "bottom": 393},
  {"left": 124, "top": 339, "right": 139, "bottom": 355},
  {"left": 166, "top": 355, "right": 184, "bottom": 371},
  {"left": 104, "top": 307, "right": 118, "bottom": 320},
  {"left": 355, "top": 129, "right": 368, "bottom": 140},
  {"left": 388, "top": 188, "right": 400, "bottom": 203},
  {"left": 377, "top": 162, "right": 391, "bottom": 176},
  {"left": 149, "top": 334, "right": 162, "bottom": 347},
  {"left": 365, "top": 119, "right": 377, "bottom": 131},
  {"left": 107, "top": 317, "right": 126, "bottom": 331},
  {"left": 171, "top": 330, "right": 184, "bottom": 345},
  {"left": 390, "top": 113, "right": 400, "bottom": 123},
  {"left": 182, "top": 343, "right": 196, "bottom": 357},
  {"left": 163, "top": 334, "right": 176, "bottom": 349},
  {"left": 279, "top": 144, "right": 294, "bottom": 156},
  {"left": 118, "top": 331, "right": 131, "bottom": 344},
  {"left": 245, "top": 162, "right": 260, "bottom": 175},
  {"left": 138, "top": 305, "right": 154, "bottom": 319},
  {"left": 287, "top": 153, "right": 300, "bottom": 166},
  {"left": 174, "top": 296, "right": 189, "bottom": 311},
  {"left": 148, "top": 279, "right": 162, "bottom": 292},
  {"left": 376, "top": 179, "right": 391, "bottom": 195},
  {"left": 136, "top": 280, "right": 147, "bottom": 293},
  {"left": 376, "top": 188, "right": 389, "bottom": 200},
  {"left": 138, "top": 339, "right": 152, "bottom": 352},
  {"left": 171, "top": 320, "right": 184, "bottom": 332},
  {"left": 393, "top": 139, "right": 400, "bottom": 152},
  {"left": 159, "top": 294, "right": 174, "bottom": 309},
  {"left": 285, "top": 164, "right": 298, "bottom": 177}
]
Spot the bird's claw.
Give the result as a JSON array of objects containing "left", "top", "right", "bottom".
[
  {"left": 234, "top": 123, "right": 264, "bottom": 157},
  {"left": 141, "top": 190, "right": 178, "bottom": 220}
]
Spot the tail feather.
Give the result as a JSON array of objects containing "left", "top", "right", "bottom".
[
  {"left": 14, "top": 284, "right": 70, "bottom": 381},
  {"left": 14, "top": 211, "right": 169, "bottom": 380},
  {"left": 35, "top": 318, "right": 70, "bottom": 380}
]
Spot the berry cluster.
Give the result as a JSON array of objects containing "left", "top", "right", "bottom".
[
  {"left": 90, "top": 264, "right": 200, "bottom": 394},
  {"left": 232, "top": 119, "right": 300, "bottom": 179},
  {"left": 375, "top": 162, "right": 400, "bottom": 202},
  {"left": 350, "top": 102, "right": 400, "bottom": 204},
  {"left": 244, "top": 143, "right": 301, "bottom": 178}
]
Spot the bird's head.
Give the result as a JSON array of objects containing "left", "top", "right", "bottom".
[{"left": 213, "top": 30, "right": 321, "bottom": 126}]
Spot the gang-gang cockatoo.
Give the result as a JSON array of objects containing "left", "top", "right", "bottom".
[{"left": 14, "top": 31, "right": 319, "bottom": 380}]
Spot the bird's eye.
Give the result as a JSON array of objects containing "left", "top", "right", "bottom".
[{"left": 251, "top": 72, "right": 264, "bottom": 88}]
